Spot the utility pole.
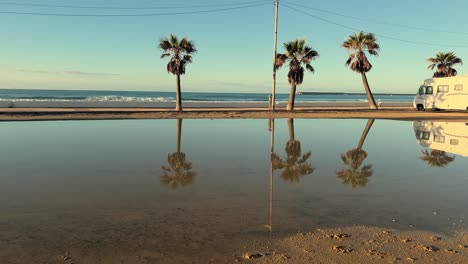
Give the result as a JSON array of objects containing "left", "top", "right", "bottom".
[{"left": 271, "top": 0, "right": 279, "bottom": 110}]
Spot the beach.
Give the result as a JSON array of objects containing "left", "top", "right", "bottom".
[
  {"left": 1, "top": 118, "right": 467, "bottom": 263},
  {"left": 3, "top": 0, "right": 468, "bottom": 262},
  {"left": 3, "top": 102, "right": 468, "bottom": 121}
]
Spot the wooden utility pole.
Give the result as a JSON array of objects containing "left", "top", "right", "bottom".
[{"left": 271, "top": 0, "right": 279, "bottom": 110}]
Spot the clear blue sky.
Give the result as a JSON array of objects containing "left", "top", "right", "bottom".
[{"left": 1, "top": 0, "right": 468, "bottom": 94}]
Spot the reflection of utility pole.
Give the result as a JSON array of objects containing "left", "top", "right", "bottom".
[
  {"left": 270, "top": 0, "right": 279, "bottom": 110},
  {"left": 265, "top": 119, "right": 275, "bottom": 232}
]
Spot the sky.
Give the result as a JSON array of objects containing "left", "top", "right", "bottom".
[{"left": 1, "top": 0, "right": 468, "bottom": 94}]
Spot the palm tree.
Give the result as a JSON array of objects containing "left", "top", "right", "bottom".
[
  {"left": 341, "top": 31, "right": 380, "bottom": 110},
  {"left": 272, "top": 119, "right": 314, "bottom": 183},
  {"left": 419, "top": 149, "right": 455, "bottom": 168},
  {"left": 427, "top": 51, "right": 463, "bottom": 77},
  {"left": 160, "top": 119, "right": 196, "bottom": 189},
  {"left": 159, "top": 34, "right": 197, "bottom": 111},
  {"left": 275, "top": 39, "right": 319, "bottom": 110},
  {"left": 336, "top": 119, "right": 375, "bottom": 188}
]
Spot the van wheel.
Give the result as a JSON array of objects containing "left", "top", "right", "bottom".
[{"left": 417, "top": 105, "right": 424, "bottom": 111}]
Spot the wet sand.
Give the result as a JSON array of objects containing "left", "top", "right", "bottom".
[{"left": 1, "top": 109, "right": 467, "bottom": 263}]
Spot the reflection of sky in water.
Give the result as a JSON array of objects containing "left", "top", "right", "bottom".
[{"left": 0, "top": 119, "right": 466, "bottom": 235}]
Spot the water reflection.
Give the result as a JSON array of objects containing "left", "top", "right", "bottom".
[
  {"left": 271, "top": 118, "right": 314, "bottom": 183},
  {"left": 160, "top": 119, "right": 196, "bottom": 189},
  {"left": 419, "top": 149, "right": 455, "bottom": 168},
  {"left": 414, "top": 121, "right": 467, "bottom": 167},
  {"left": 0, "top": 119, "right": 467, "bottom": 263},
  {"left": 266, "top": 118, "right": 275, "bottom": 233},
  {"left": 336, "top": 119, "right": 375, "bottom": 188}
]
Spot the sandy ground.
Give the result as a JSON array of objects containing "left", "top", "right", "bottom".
[
  {"left": 1, "top": 103, "right": 468, "bottom": 121},
  {"left": 1, "top": 226, "right": 465, "bottom": 263},
  {"left": 241, "top": 226, "right": 468, "bottom": 264}
]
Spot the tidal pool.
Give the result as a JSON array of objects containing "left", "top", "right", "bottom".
[{"left": 0, "top": 119, "right": 466, "bottom": 263}]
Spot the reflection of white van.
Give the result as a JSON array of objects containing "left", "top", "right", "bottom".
[
  {"left": 413, "top": 120, "right": 468, "bottom": 157},
  {"left": 413, "top": 75, "right": 468, "bottom": 111}
]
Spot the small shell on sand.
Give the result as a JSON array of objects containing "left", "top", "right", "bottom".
[
  {"left": 243, "top": 252, "right": 263, "bottom": 259},
  {"left": 333, "top": 245, "right": 353, "bottom": 254},
  {"left": 417, "top": 245, "right": 439, "bottom": 252}
]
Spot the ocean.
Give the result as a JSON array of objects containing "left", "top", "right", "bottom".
[{"left": 0, "top": 89, "right": 414, "bottom": 107}]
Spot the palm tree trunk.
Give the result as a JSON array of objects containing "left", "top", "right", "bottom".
[
  {"left": 361, "top": 73, "right": 378, "bottom": 110},
  {"left": 175, "top": 74, "right": 182, "bottom": 111},
  {"left": 287, "top": 118, "right": 295, "bottom": 142},
  {"left": 286, "top": 83, "right": 297, "bottom": 110},
  {"left": 357, "top": 119, "right": 375, "bottom": 150},
  {"left": 176, "top": 118, "right": 182, "bottom": 153}
]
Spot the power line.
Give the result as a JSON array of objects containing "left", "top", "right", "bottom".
[
  {"left": 283, "top": 1, "right": 468, "bottom": 35},
  {"left": 0, "top": 2, "right": 271, "bottom": 17},
  {"left": 0, "top": 1, "right": 271, "bottom": 10},
  {"left": 280, "top": 3, "right": 468, "bottom": 48}
]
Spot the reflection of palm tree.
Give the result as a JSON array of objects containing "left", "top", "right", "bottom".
[
  {"left": 336, "top": 119, "right": 375, "bottom": 188},
  {"left": 160, "top": 119, "right": 196, "bottom": 189},
  {"left": 419, "top": 149, "right": 455, "bottom": 168},
  {"left": 272, "top": 119, "right": 314, "bottom": 183},
  {"left": 337, "top": 149, "right": 373, "bottom": 188}
]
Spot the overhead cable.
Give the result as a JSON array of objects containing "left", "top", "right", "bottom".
[
  {"left": 0, "top": 2, "right": 271, "bottom": 17},
  {"left": 282, "top": 1, "right": 468, "bottom": 35},
  {"left": 281, "top": 3, "right": 468, "bottom": 48},
  {"left": 0, "top": 1, "right": 272, "bottom": 10}
]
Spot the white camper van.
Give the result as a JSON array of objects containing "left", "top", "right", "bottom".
[
  {"left": 413, "top": 120, "right": 468, "bottom": 157},
  {"left": 413, "top": 75, "right": 468, "bottom": 111}
]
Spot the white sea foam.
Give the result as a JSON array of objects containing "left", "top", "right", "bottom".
[{"left": 0, "top": 96, "right": 176, "bottom": 103}]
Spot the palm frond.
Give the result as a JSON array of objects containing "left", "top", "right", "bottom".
[
  {"left": 305, "top": 64, "right": 315, "bottom": 73},
  {"left": 159, "top": 34, "right": 196, "bottom": 76},
  {"left": 342, "top": 31, "right": 378, "bottom": 73},
  {"left": 427, "top": 51, "right": 463, "bottom": 77},
  {"left": 275, "top": 53, "right": 288, "bottom": 69}
]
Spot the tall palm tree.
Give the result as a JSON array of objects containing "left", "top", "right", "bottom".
[
  {"left": 342, "top": 31, "right": 380, "bottom": 110},
  {"left": 272, "top": 119, "right": 314, "bottom": 183},
  {"left": 419, "top": 149, "right": 455, "bottom": 168},
  {"left": 427, "top": 51, "right": 463, "bottom": 77},
  {"left": 160, "top": 119, "right": 196, "bottom": 189},
  {"left": 336, "top": 119, "right": 375, "bottom": 188},
  {"left": 159, "top": 34, "right": 197, "bottom": 111},
  {"left": 275, "top": 39, "right": 319, "bottom": 110}
]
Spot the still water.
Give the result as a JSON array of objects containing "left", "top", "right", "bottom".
[{"left": 0, "top": 119, "right": 467, "bottom": 263}]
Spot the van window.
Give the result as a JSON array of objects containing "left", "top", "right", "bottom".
[
  {"left": 455, "top": 84, "right": 463, "bottom": 91},
  {"left": 419, "top": 86, "right": 433, "bottom": 95},
  {"left": 437, "top": 85, "right": 449, "bottom": 92},
  {"left": 416, "top": 130, "right": 430, "bottom": 140},
  {"left": 418, "top": 86, "right": 425, "bottom": 95},
  {"left": 450, "top": 139, "right": 459, "bottom": 145},
  {"left": 434, "top": 135, "right": 445, "bottom": 143},
  {"left": 426, "top": 86, "right": 433, "bottom": 94}
]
